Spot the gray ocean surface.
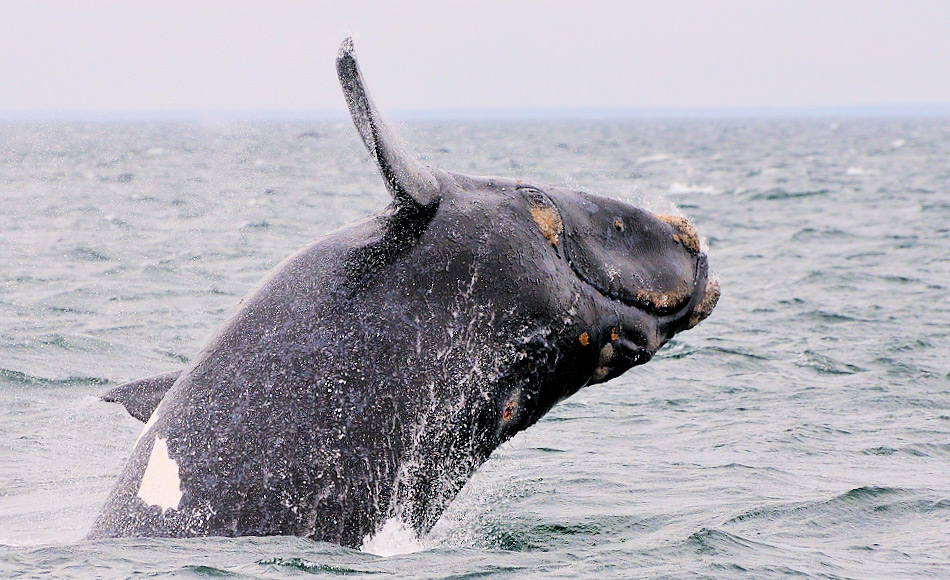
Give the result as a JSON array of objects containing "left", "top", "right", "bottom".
[{"left": 1, "top": 117, "right": 948, "bottom": 579}]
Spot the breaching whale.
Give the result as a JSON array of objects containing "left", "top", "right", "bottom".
[{"left": 89, "top": 38, "right": 719, "bottom": 547}]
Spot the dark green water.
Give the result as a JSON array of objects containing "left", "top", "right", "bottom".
[{"left": 1, "top": 118, "right": 948, "bottom": 578}]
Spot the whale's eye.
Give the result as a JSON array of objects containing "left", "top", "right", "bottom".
[{"left": 614, "top": 218, "right": 624, "bottom": 232}]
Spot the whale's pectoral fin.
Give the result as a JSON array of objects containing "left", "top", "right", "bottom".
[
  {"left": 336, "top": 37, "right": 442, "bottom": 210},
  {"left": 102, "top": 370, "right": 181, "bottom": 422}
]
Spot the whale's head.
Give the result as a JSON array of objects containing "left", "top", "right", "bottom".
[{"left": 518, "top": 184, "right": 719, "bottom": 385}]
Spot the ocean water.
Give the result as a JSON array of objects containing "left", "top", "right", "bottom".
[{"left": 1, "top": 117, "right": 948, "bottom": 578}]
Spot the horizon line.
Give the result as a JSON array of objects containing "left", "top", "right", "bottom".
[{"left": 2, "top": 103, "right": 949, "bottom": 122}]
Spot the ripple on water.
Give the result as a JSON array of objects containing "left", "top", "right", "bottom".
[
  {"left": 795, "top": 350, "right": 865, "bottom": 375},
  {"left": 723, "top": 486, "right": 950, "bottom": 536},
  {"left": 653, "top": 339, "right": 700, "bottom": 360},
  {"left": 258, "top": 558, "right": 376, "bottom": 575}
]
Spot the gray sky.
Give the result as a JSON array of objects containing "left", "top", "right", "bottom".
[{"left": 1, "top": 0, "right": 948, "bottom": 116}]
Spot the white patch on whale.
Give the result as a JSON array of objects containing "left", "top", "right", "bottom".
[{"left": 137, "top": 436, "right": 183, "bottom": 512}]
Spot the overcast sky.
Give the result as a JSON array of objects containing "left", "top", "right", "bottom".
[{"left": 1, "top": 1, "right": 948, "bottom": 117}]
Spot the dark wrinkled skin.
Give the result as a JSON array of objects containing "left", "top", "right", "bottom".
[{"left": 89, "top": 39, "right": 717, "bottom": 548}]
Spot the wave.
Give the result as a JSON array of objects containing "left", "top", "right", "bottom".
[
  {"left": 795, "top": 350, "right": 865, "bottom": 375},
  {"left": 746, "top": 188, "right": 829, "bottom": 200},
  {"left": 863, "top": 443, "right": 950, "bottom": 458},
  {"left": 70, "top": 247, "right": 112, "bottom": 262},
  {"left": 726, "top": 486, "right": 950, "bottom": 529},
  {"left": 0, "top": 368, "right": 112, "bottom": 387}
]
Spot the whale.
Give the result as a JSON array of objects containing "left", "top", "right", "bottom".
[{"left": 89, "top": 38, "right": 719, "bottom": 548}]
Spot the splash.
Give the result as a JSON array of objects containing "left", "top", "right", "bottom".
[{"left": 360, "top": 517, "right": 425, "bottom": 557}]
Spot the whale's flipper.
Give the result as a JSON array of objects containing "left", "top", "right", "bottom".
[
  {"left": 102, "top": 370, "right": 181, "bottom": 422},
  {"left": 336, "top": 37, "right": 442, "bottom": 209}
]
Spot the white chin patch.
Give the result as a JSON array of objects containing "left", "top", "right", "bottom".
[{"left": 137, "top": 436, "right": 183, "bottom": 512}]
